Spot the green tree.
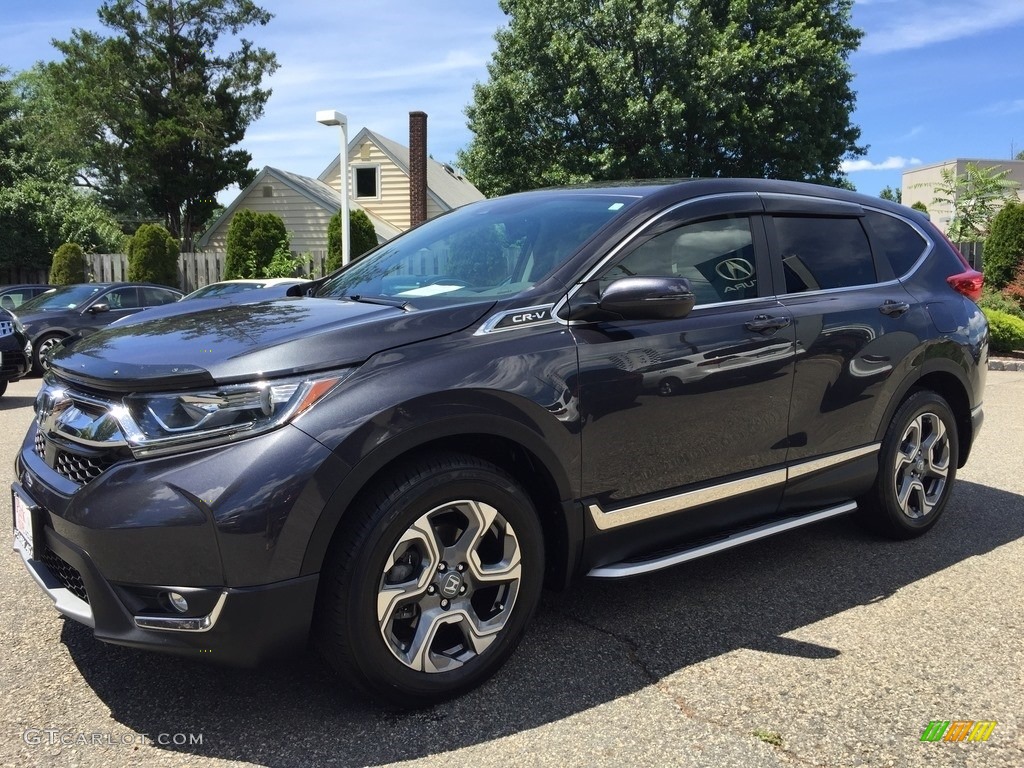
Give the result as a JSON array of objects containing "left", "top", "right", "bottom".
[
  {"left": 225, "top": 209, "right": 286, "bottom": 278},
  {"left": 50, "top": 243, "right": 88, "bottom": 284},
  {"left": 929, "top": 163, "right": 1020, "bottom": 242},
  {"left": 983, "top": 201, "right": 1024, "bottom": 288},
  {"left": 911, "top": 201, "right": 928, "bottom": 214},
  {"left": 263, "top": 233, "right": 302, "bottom": 278},
  {"left": 879, "top": 186, "right": 902, "bottom": 203},
  {"left": 42, "top": 0, "right": 278, "bottom": 249},
  {"left": 0, "top": 70, "right": 123, "bottom": 273},
  {"left": 127, "top": 224, "right": 180, "bottom": 286},
  {"left": 326, "top": 208, "right": 379, "bottom": 271},
  {"left": 458, "top": 0, "right": 865, "bottom": 197}
]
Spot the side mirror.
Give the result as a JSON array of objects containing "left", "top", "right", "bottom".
[
  {"left": 87, "top": 303, "right": 110, "bottom": 314},
  {"left": 564, "top": 277, "right": 696, "bottom": 322}
]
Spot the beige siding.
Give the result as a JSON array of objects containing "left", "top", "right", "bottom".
[
  {"left": 902, "top": 159, "right": 1024, "bottom": 234},
  {"left": 204, "top": 177, "right": 333, "bottom": 252},
  {"left": 324, "top": 141, "right": 413, "bottom": 231}
]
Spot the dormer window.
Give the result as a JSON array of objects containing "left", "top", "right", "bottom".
[{"left": 354, "top": 166, "right": 380, "bottom": 199}]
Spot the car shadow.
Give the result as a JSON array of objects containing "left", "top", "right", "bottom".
[
  {"left": 0, "top": 395, "right": 38, "bottom": 410},
  {"left": 61, "top": 479, "right": 1023, "bottom": 766}
]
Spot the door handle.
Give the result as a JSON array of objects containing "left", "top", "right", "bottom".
[
  {"left": 879, "top": 300, "right": 910, "bottom": 317},
  {"left": 745, "top": 314, "right": 791, "bottom": 333}
]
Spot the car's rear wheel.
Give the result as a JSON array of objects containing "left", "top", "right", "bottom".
[
  {"left": 858, "top": 390, "right": 958, "bottom": 539},
  {"left": 33, "top": 333, "right": 66, "bottom": 373},
  {"left": 314, "top": 452, "right": 544, "bottom": 706},
  {"left": 0, "top": 379, "right": 7, "bottom": 397}
]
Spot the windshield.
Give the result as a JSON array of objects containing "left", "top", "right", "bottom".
[
  {"left": 316, "top": 193, "right": 639, "bottom": 306},
  {"left": 185, "top": 282, "right": 266, "bottom": 300},
  {"left": 17, "top": 285, "right": 103, "bottom": 311}
]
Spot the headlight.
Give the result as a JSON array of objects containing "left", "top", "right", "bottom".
[
  {"left": 115, "top": 371, "right": 351, "bottom": 457},
  {"left": 12, "top": 315, "right": 26, "bottom": 334}
]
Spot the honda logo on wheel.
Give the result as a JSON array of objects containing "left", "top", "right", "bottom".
[{"left": 715, "top": 258, "right": 755, "bottom": 281}]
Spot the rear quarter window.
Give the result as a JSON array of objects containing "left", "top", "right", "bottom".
[{"left": 865, "top": 210, "right": 928, "bottom": 277}]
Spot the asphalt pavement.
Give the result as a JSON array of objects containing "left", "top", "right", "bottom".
[{"left": 1, "top": 372, "right": 1021, "bottom": 768}]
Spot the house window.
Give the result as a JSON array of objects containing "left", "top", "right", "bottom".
[
  {"left": 354, "top": 166, "right": 379, "bottom": 199},
  {"left": 262, "top": 185, "right": 273, "bottom": 198}
]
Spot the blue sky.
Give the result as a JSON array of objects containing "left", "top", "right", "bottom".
[{"left": 2, "top": 0, "right": 1022, "bottom": 203}]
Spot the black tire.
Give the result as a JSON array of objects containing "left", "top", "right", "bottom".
[
  {"left": 33, "top": 333, "right": 66, "bottom": 373},
  {"left": 314, "top": 452, "right": 544, "bottom": 707},
  {"left": 0, "top": 379, "right": 7, "bottom": 397},
  {"left": 858, "top": 391, "right": 959, "bottom": 539}
]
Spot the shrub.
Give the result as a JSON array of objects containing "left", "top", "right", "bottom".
[
  {"left": 983, "top": 201, "right": 1024, "bottom": 288},
  {"left": 225, "top": 209, "right": 287, "bottom": 278},
  {"left": 127, "top": 224, "right": 179, "bottom": 287},
  {"left": 1003, "top": 262, "right": 1024, "bottom": 312},
  {"left": 263, "top": 235, "right": 303, "bottom": 278},
  {"left": 911, "top": 201, "right": 928, "bottom": 214},
  {"left": 983, "top": 308, "right": 1024, "bottom": 354},
  {"left": 978, "top": 286, "right": 1024, "bottom": 319},
  {"left": 49, "top": 243, "right": 88, "bottom": 285},
  {"left": 327, "top": 209, "right": 379, "bottom": 272}
]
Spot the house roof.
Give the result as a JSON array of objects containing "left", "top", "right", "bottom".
[
  {"left": 318, "top": 127, "right": 485, "bottom": 211},
  {"left": 196, "top": 166, "right": 401, "bottom": 248}
]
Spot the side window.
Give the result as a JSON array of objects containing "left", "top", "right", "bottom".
[
  {"left": 865, "top": 210, "right": 928, "bottom": 277},
  {"left": 104, "top": 288, "right": 141, "bottom": 310},
  {"left": 143, "top": 287, "right": 179, "bottom": 306},
  {"left": 602, "top": 217, "right": 758, "bottom": 304},
  {"left": 774, "top": 216, "right": 876, "bottom": 293}
]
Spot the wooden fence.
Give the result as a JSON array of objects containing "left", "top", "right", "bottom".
[{"left": 84, "top": 251, "right": 332, "bottom": 294}]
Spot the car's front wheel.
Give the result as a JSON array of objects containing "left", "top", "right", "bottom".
[
  {"left": 858, "top": 390, "right": 959, "bottom": 539},
  {"left": 33, "top": 333, "right": 66, "bottom": 373},
  {"left": 315, "top": 452, "right": 544, "bottom": 706}
]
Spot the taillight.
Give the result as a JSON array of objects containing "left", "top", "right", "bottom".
[
  {"left": 946, "top": 270, "right": 984, "bottom": 302},
  {"left": 931, "top": 225, "right": 984, "bottom": 302}
]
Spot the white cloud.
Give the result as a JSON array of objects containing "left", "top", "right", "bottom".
[
  {"left": 859, "top": 0, "right": 1024, "bottom": 54},
  {"left": 841, "top": 156, "right": 922, "bottom": 173},
  {"left": 977, "top": 99, "right": 1024, "bottom": 116}
]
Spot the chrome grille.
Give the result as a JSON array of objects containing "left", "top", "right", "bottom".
[
  {"left": 34, "top": 431, "right": 122, "bottom": 485},
  {"left": 40, "top": 547, "right": 90, "bottom": 604}
]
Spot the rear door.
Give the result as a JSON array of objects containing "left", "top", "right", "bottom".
[
  {"left": 570, "top": 194, "right": 797, "bottom": 561},
  {"left": 761, "top": 195, "right": 923, "bottom": 511}
]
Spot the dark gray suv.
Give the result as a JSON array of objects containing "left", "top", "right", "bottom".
[{"left": 12, "top": 179, "right": 987, "bottom": 705}]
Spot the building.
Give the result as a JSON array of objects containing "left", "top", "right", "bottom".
[
  {"left": 197, "top": 112, "right": 484, "bottom": 254},
  {"left": 901, "top": 158, "right": 1024, "bottom": 234}
]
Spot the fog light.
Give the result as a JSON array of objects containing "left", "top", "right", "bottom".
[{"left": 167, "top": 592, "right": 189, "bottom": 613}]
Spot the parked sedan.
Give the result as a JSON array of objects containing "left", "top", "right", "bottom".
[
  {"left": 14, "top": 282, "right": 183, "bottom": 372},
  {"left": 182, "top": 278, "right": 309, "bottom": 300},
  {"left": 0, "top": 284, "right": 55, "bottom": 312},
  {"left": 0, "top": 307, "right": 32, "bottom": 396}
]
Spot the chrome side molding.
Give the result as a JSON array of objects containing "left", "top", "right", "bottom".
[{"left": 588, "top": 443, "right": 879, "bottom": 531}]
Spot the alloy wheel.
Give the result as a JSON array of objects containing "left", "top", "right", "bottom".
[{"left": 892, "top": 411, "right": 950, "bottom": 519}]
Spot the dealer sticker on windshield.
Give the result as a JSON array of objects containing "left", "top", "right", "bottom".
[{"left": 13, "top": 491, "right": 33, "bottom": 559}]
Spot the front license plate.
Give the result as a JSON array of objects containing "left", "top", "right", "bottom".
[{"left": 13, "top": 491, "right": 33, "bottom": 559}]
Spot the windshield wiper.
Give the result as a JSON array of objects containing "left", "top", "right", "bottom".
[{"left": 344, "top": 294, "right": 415, "bottom": 311}]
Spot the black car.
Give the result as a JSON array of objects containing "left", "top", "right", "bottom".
[
  {"left": 0, "top": 284, "right": 55, "bottom": 312},
  {"left": 0, "top": 307, "right": 32, "bottom": 397},
  {"left": 13, "top": 282, "right": 183, "bottom": 371},
  {"left": 12, "top": 179, "right": 987, "bottom": 705}
]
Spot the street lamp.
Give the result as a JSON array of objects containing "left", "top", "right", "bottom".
[{"left": 316, "top": 110, "right": 350, "bottom": 267}]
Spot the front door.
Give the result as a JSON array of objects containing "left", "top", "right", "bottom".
[{"left": 569, "top": 196, "right": 795, "bottom": 563}]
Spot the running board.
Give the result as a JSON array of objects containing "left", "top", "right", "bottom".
[{"left": 587, "top": 501, "right": 857, "bottom": 579}]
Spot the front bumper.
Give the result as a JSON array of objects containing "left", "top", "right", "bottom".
[
  {"left": 12, "top": 420, "right": 348, "bottom": 664},
  {"left": 0, "top": 334, "right": 31, "bottom": 383}
]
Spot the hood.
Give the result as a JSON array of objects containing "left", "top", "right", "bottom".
[{"left": 50, "top": 296, "right": 494, "bottom": 392}]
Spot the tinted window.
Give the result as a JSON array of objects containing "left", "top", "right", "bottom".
[
  {"left": 865, "top": 210, "right": 928, "bottom": 277},
  {"left": 774, "top": 216, "right": 875, "bottom": 292},
  {"left": 603, "top": 217, "right": 757, "bottom": 304},
  {"left": 19, "top": 285, "right": 101, "bottom": 311},
  {"left": 104, "top": 287, "right": 141, "bottom": 309},
  {"left": 143, "top": 287, "right": 180, "bottom": 305}
]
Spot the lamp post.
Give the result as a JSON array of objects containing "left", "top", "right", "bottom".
[{"left": 316, "top": 110, "right": 350, "bottom": 267}]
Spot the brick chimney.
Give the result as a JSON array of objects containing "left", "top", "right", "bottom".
[{"left": 409, "top": 111, "right": 428, "bottom": 227}]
